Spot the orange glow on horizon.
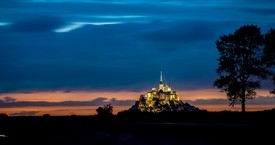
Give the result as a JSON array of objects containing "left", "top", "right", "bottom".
[
  {"left": 0, "top": 91, "right": 142, "bottom": 102},
  {"left": 0, "top": 89, "right": 273, "bottom": 102},
  {"left": 1, "top": 104, "right": 274, "bottom": 116},
  {"left": 0, "top": 89, "right": 274, "bottom": 116}
]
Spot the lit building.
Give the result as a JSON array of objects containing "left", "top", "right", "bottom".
[{"left": 130, "top": 71, "right": 200, "bottom": 113}]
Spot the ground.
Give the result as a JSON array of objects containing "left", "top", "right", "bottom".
[{"left": 0, "top": 111, "right": 274, "bottom": 145}]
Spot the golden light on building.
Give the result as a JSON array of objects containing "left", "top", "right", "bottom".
[{"left": 130, "top": 71, "right": 200, "bottom": 112}]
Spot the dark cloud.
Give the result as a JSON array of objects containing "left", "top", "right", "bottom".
[
  {"left": 2, "top": 96, "right": 16, "bottom": 103},
  {"left": 0, "top": 23, "right": 185, "bottom": 92},
  {"left": 11, "top": 15, "right": 64, "bottom": 32},
  {"left": 0, "top": 1, "right": 185, "bottom": 21},
  {"left": 109, "top": 98, "right": 135, "bottom": 106},
  {"left": 0, "top": 0, "right": 19, "bottom": 6},
  {"left": 1, "top": 96, "right": 274, "bottom": 108},
  {"left": 140, "top": 20, "right": 217, "bottom": 45},
  {"left": 184, "top": 96, "right": 275, "bottom": 105},
  {"left": 242, "top": 8, "right": 275, "bottom": 16},
  {"left": 0, "top": 0, "right": 274, "bottom": 93},
  {"left": 184, "top": 98, "right": 228, "bottom": 105},
  {"left": 247, "top": 96, "right": 275, "bottom": 105},
  {"left": 0, "top": 20, "right": 270, "bottom": 92},
  {"left": 0, "top": 97, "right": 135, "bottom": 107},
  {"left": 10, "top": 111, "right": 39, "bottom": 116},
  {"left": 241, "top": 0, "right": 275, "bottom": 4}
]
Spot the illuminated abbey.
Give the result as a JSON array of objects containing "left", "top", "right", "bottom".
[{"left": 130, "top": 72, "right": 200, "bottom": 112}]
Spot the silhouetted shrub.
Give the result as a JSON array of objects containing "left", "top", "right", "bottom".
[{"left": 96, "top": 104, "right": 113, "bottom": 116}]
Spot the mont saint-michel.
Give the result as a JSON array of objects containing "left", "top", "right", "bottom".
[{"left": 130, "top": 72, "right": 200, "bottom": 112}]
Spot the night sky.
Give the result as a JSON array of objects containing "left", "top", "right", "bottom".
[{"left": 0, "top": 1, "right": 275, "bottom": 101}]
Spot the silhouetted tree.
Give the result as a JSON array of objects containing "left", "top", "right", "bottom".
[
  {"left": 263, "top": 28, "right": 275, "bottom": 94},
  {"left": 96, "top": 104, "right": 113, "bottom": 116},
  {"left": 0, "top": 113, "right": 8, "bottom": 117},
  {"left": 214, "top": 25, "right": 269, "bottom": 112}
]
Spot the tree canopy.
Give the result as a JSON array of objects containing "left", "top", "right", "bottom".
[
  {"left": 263, "top": 28, "right": 275, "bottom": 94},
  {"left": 214, "top": 24, "right": 269, "bottom": 112}
]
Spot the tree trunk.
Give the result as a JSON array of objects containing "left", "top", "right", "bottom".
[{"left": 241, "top": 87, "right": 246, "bottom": 113}]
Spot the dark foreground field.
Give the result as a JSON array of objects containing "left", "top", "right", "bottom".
[{"left": 1, "top": 111, "right": 275, "bottom": 145}]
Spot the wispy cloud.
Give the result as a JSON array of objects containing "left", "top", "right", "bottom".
[
  {"left": 0, "top": 22, "right": 11, "bottom": 26},
  {"left": 54, "top": 22, "right": 85, "bottom": 33},
  {"left": 54, "top": 22, "right": 123, "bottom": 33}
]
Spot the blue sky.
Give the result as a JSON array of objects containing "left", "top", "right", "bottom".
[{"left": 0, "top": 0, "right": 275, "bottom": 93}]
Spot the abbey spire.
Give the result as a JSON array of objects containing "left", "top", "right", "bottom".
[{"left": 160, "top": 71, "right": 163, "bottom": 84}]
